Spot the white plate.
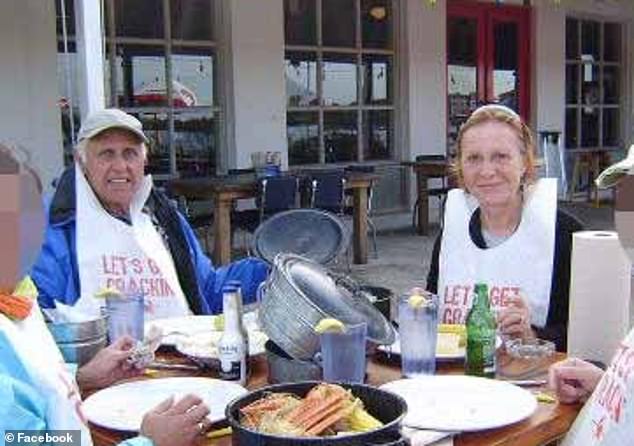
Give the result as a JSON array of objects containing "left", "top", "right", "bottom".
[
  {"left": 146, "top": 313, "right": 264, "bottom": 348},
  {"left": 377, "top": 332, "right": 501, "bottom": 360},
  {"left": 175, "top": 329, "right": 268, "bottom": 360},
  {"left": 83, "top": 377, "right": 246, "bottom": 431},
  {"left": 380, "top": 376, "right": 537, "bottom": 432}
]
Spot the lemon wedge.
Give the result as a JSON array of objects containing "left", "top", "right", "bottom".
[
  {"left": 94, "top": 287, "right": 122, "bottom": 299},
  {"left": 407, "top": 293, "right": 426, "bottom": 309},
  {"left": 213, "top": 314, "right": 225, "bottom": 331},
  {"left": 314, "top": 318, "right": 346, "bottom": 334},
  {"left": 438, "top": 324, "right": 467, "bottom": 347},
  {"left": 13, "top": 276, "right": 38, "bottom": 299}
]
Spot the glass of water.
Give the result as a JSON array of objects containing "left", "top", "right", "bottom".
[{"left": 398, "top": 290, "right": 439, "bottom": 377}]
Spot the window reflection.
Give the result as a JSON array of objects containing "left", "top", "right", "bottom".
[
  {"left": 174, "top": 111, "right": 216, "bottom": 176},
  {"left": 115, "top": 46, "right": 167, "bottom": 107},
  {"left": 492, "top": 22, "right": 518, "bottom": 112},
  {"left": 285, "top": 52, "right": 318, "bottom": 107},
  {"left": 323, "top": 54, "right": 357, "bottom": 106},
  {"left": 580, "top": 109, "right": 599, "bottom": 147},
  {"left": 284, "top": 0, "right": 316, "bottom": 46},
  {"left": 363, "top": 55, "right": 391, "bottom": 105},
  {"left": 602, "top": 66, "right": 619, "bottom": 105},
  {"left": 287, "top": 112, "right": 319, "bottom": 165},
  {"left": 603, "top": 23, "right": 621, "bottom": 62},
  {"left": 565, "top": 65, "right": 579, "bottom": 104},
  {"left": 362, "top": 0, "right": 392, "bottom": 49},
  {"left": 581, "top": 21, "right": 600, "bottom": 61},
  {"left": 172, "top": 48, "right": 214, "bottom": 107},
  {"left": 171, "top": 0, "right": 214, "bottom": 41},
  {"left": 136, "top": 112, "right": 170, "bottom": 175},
  {"left": 565, "top": 108, "right": 578, "bottom": 147},
  {"left": 363, "top": 110, "right": 391, "bottom": 160},
  {"left": 322, "top": 0, "right": 355, "bottom": 47},
  {"left": 603, "top": 108, "right": 619, "bottom": 147},
  {"left": 324, "top": 111, "right": 357, "bottom": 163},
  {"left": 115, "top": 0, "right": 164, "bottom": 38}
]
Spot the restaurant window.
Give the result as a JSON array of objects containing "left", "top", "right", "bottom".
[
  {"left": 55, "top": 0, "right": 221, "bottom": 178},
  {"left": 284, "top": 0, "right": 396, "bottom": 166},
  {"left": 565, "top": 18, "right": 622, "bottom": 150}
]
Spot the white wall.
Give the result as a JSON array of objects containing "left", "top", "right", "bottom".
[
  {"left": 403, "top": 0, "right": 447, "bottom": 160},
  {"left": 226, "top": 0, "right": 287, "bottom": 169},
  {"left": 0, "top": 0, "right": 62, "bottom": 191}
]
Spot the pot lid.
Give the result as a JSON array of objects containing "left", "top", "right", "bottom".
[
  {"left": 252, "top": 210, "right": 346, "bottom": 265},
  {"left": 282, "top": 255, "right": 395, "bottom": 345}
]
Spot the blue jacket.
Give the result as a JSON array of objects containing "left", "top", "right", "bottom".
[{"left": 30, "top": 168, "right": 268, "bottom": 314}]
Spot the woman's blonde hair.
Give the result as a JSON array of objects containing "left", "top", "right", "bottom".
[{"left": 451, "top": 105, "right": 538, "bottom": 189}]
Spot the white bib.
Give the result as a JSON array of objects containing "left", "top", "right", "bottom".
[
  {"left": 438, "top": 178, "right": 557, "bottom": 328},
  {"left": 0, "top": 303, "right": 92, "bottom": 445},
  {"left": 74, "top": 164, "right": 190, "bottom": 321},
  {"left": 563, "top": 328, "right": 634, "bottom": 446}
]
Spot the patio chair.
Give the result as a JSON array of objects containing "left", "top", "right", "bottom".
[
  {"left": 308, "top": 170, "right": 347, "bottom": 215},
  {"left": 412, "top": 154, "right": 451, "bottom": 230},
  {"left": 162, "top": 184, "right": 214, "bottom": 254}
]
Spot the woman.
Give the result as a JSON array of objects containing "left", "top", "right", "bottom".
[{"left": 426, "top": 105, "right": 583, "bottom": 351}]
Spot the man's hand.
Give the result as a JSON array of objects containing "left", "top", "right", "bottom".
[
  {"left": 76, "top": 336, "right": 143, "bottom": 390},
  {"left": 496, "top": 295, "right": 534, "bottom": 340},
  {"left": 548, "top": 357, "right": 604, "bottom": 404},
  {"left": 140, "top": 395, "right": 211, "bottom": 446}
]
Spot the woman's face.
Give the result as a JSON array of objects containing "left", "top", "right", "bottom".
[{"left": 460, "top": 121, "right": 527, "bottom": 209}]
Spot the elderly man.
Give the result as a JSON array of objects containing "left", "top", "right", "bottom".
[{"left": 31, "top": 108, "right": 267, "bottom": 319}]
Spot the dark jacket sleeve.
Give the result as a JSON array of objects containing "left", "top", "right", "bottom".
[
  {"left": 534, "top": 209, "right": 584, "bottom": 352},
  {"left": 426, "top": 233, "right": 442, "bottom": 295}
]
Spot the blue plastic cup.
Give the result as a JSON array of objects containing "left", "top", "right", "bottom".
[
  {"left": 105, "top": 293, "right": 144, "bottom": 343},
  {"left": 319, "top": 322, "right": 367, "bottom": 383}
]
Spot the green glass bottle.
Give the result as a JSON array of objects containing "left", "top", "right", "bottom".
[{"left": 465, "top": 283, "right": 497, "bottom": 378}]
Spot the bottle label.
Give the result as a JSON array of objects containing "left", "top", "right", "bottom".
[{"left": 219, "top": 343, "right": 245, "bottom": 381}]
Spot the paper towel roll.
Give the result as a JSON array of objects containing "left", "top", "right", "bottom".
[{"left": 568, "top": 231, "right": 631, "bottom": 365}]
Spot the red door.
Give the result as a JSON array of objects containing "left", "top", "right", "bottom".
[{"left": 447, "top": 1, "right": 531, "bottom": 150}]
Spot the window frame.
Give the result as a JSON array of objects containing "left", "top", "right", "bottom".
[
  {"left": 285, "top": 0, "right": 397, "bottom": 166},
  {"left": 564, "top": 16, "right": 624, "bottom": 152},
  {"left": 56, "top": 0, "right": 223, "bottom": 180}
]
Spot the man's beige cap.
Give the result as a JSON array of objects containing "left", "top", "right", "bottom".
[{"left": 77, "top": 108, "right": 148, "bottom": 143}]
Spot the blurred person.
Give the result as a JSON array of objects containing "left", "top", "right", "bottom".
[
  {"left": 0, "top": 144, "right": 211, "bottom": 446},
  {"left": 426, "top": 105, "right": 583, "bottom": 351},
  {"left": 31, "top": 108, "right": 268, "bottom": 320},
  {"left": 548, "top": 150, "right": 634, "bottom": 445}
]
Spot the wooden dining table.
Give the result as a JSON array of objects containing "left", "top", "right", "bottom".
[
  {"left": 88, "top": 349, "right": 581, "bottom": 446},
  {"left": 168, "top": 172, "right": 377, "bottom": 266},
  {"left": 402, "top": 160, "right": 450, "bottom": 236}
]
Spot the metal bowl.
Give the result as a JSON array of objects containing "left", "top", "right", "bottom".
[
  {"left": 226, "top": 381, "right": 408, "bottom": 446},
  {"left": 56, "top": 336, "right": 107, "bottom": 366},
  {"left": 265, "top": 340, "right": 322, "bottom": 384},
  {"left": 46, "top": 317, "right": 108, "bottom": 343}
]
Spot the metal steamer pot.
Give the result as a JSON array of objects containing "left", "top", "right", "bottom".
[
  {"left": 225, "top": 381, "right": 408, "bottom": 446},
  {"left": 258, "top": 253, "right": 396, "bottom": 362}
]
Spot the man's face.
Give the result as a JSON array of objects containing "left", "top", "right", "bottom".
[{"left": 81, "top": 129, "right": 146, "bottom": 214}]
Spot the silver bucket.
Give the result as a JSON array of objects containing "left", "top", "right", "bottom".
[
  {"left": 47, "top": 317, "right": 108, "bottom": 365},
  {"left": 258, "top": 253, "right": 395, "bottom": 361}
]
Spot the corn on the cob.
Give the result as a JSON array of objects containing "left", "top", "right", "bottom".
[{"left": 346, "top": 399, "right": 383, "bottom": 432}]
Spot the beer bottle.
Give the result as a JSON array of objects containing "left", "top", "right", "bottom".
[
  {"left": 218, "top": 284, "right": 247, "bottom": 385},
  {"left": 465, "top": 282, "right": 497, "bottom": 378},
  {"left": 227, "top": 280, "right": 250, "bottom": 377}
]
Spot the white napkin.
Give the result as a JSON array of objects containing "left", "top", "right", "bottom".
[
  {"left": 402, "top": 427, "right": 455, "bottom": 446},
  {"left": 595, "top": 144, "right": 634, "bottom": 189}
]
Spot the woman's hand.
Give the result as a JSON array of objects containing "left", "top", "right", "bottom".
[
  {"left": 548, "top": 357, "right": 604, "bottom": 404},
  {"left": 496, "top": 295, "right": 534, "bottom": 340},
  {"left": 76, "top": 336, "right": 143, "bottom": 390},
  {"left": 140, "top": 395, "right": 211, "bottom": 446}
]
